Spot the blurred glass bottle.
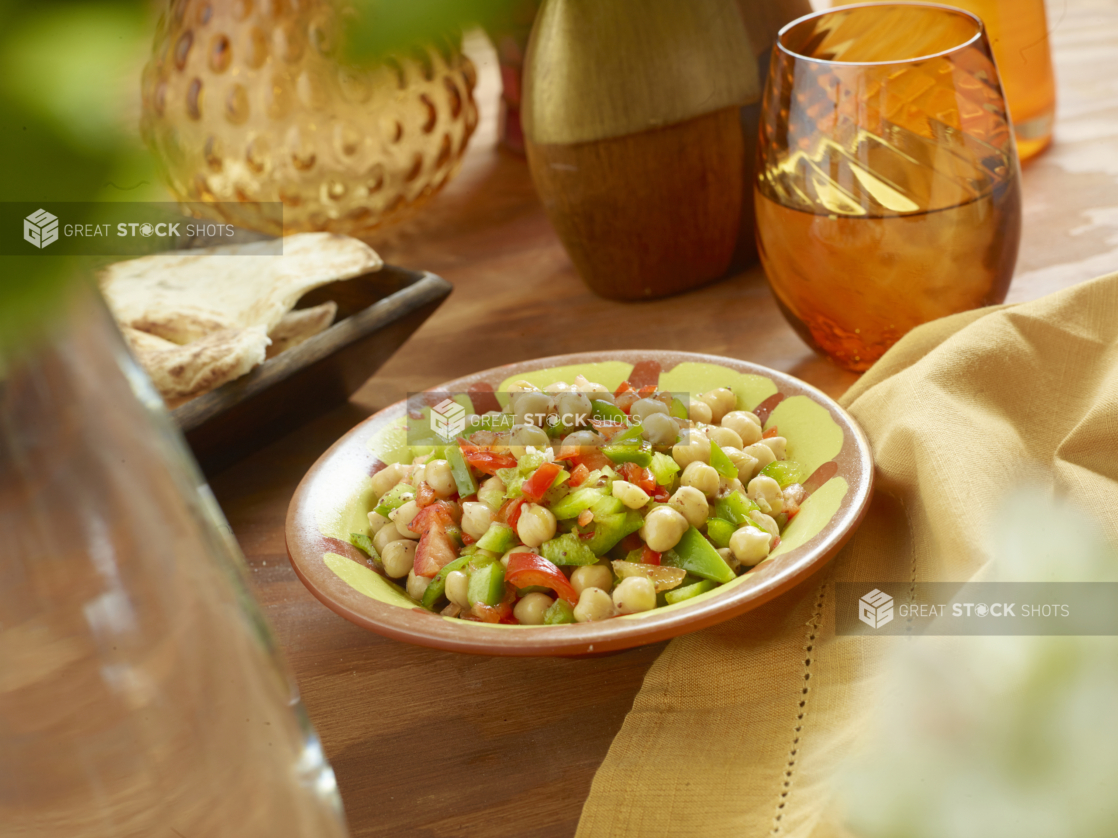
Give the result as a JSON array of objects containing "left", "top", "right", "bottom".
[
  {"left": 0, "top": 280, "right": 350, "bottom": 838},
  {"left": 842, "top": 0, "right": 1056, "bottom": 160}
]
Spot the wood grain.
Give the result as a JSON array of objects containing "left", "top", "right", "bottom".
[
  {"left": 207, "top": 7, "right": 1118, "bottom": 836},
  {"left": 526, "top": 107, "right": 745, "bottom": 300}
]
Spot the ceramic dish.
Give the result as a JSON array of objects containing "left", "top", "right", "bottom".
[{"left": 285, "top": 351, "right": 873, "bottom": 656}]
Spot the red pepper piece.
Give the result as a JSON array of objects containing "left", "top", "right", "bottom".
[
  {"left": 637, "top": 384, "right": 658, "bottom": 397},
  {"left": 521, "top": 462, "right": 561, "bottom": 503},
  {"left": 498, "top": 497, "right": 527, "bottom": 530},
  {"left": 459, "top": 440, "right": 517, "bottom": 475},
  {"left": 763, "top": 425, "right": 779, "bottom": 439},
  {"left": 614, "top": 380, "right": 635, "bottom": 397},
  {"left": 505, "top": 553, "right": 579, "bottom": 606},
  {"left": 642, "top": 546, "right": 662, "bottom": 566},
  {"left": 569, "top": 463, "right": 590, "bottom": 488}
]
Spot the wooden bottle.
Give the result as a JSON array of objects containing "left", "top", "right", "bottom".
[{"left": 522, "top": 0, "right": 759, "bottom": 300}]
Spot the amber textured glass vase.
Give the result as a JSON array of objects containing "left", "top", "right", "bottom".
[
  {"left": 755, "top": 3, "right": 1021, "bottom": 371},
  {"left": 140, "top": 0, "right": 478, "bottom": 237}
]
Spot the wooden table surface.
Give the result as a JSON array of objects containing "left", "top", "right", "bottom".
[{"left": 209, "top": 3, "right": 1118, "bottom": 835}]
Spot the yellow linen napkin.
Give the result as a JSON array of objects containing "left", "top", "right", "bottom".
[{"left": 576, "top": 271, "right": 1118, "bottom": 837}]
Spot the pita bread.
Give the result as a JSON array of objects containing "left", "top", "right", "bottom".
[
  {"left": 99, "top": 233, "right": 381, "bottom": 344},
  {"left": 122, "top": 326, "right": 271, "bottom": 408},
  {"left": 265, "top": 301, "right": 337, "bottom": 359}
]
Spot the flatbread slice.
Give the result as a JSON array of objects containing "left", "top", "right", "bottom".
[
  {"left": 99, "top": 233, "right": 381, "bottom": 344},
  {"left": 122, "top": 326, "right": 271, "bottom": 408},
  {"left": 265, "top": 301, "right": 337, "bottom": 359}
]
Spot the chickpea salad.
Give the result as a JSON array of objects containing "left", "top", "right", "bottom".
[{"left": 350, "top": 375, "right": 810, "bottom": 626}]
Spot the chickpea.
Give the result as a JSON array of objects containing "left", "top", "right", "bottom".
[
  {"left": 747, "top": 475, "right": 785, "bottom": 515},
  {"left": 572, "top": 375, "right": 611, "bottom": 398},
  {"left": 514, "top": 591, "right": 555, "bottom": 625},
  {"left": 510, "top": 423, "right": 550, "bottom": 451},
  {"left": 743, "top": 442, "right": 776, "bottom": 477},
  {"left": 642, "top": 412, "right": 679, "bottom": 446},
  {"left": 544, "top": 380, "right": 569, "bottom": 394},
  {"left": 749, "top": 510, "right": 780, "bottom": 540},
  {"left": 461, "top": 501, "right": 495, "bottom": 540},
  {"left": 501, "top": 544, "right": 535, "bottom": 567},
  {"left": 640, "top": 505, "right": 690, "bottom": 552},
  {"left": 408, "top": 464, "right": 426, "bottom": 488},
  {"left": 445, "top": 570, "right": 471, "bottom": 608},
  {"left": 506, "top": 380, "right": 540, "bottom": 394},
  {"left": 729, "top": 525, "right": 771, "bottom": 567},
  {"left": 759, "top": 435, "right": 788, "bottom": 460},
  {"left": 478, "top": 475, "right": 506, "bottom": 511},
  {"left": 370, "top": 462, "right": 408, "bottom": 498},
  {"left": 719, "top": 476, "right": 746, "bottom": 497},
  {"left": 391, "top": 500, "right": 422, "bottom": 539},
  {"left": 630, "top": 397, "right": 670, "bottom": 423},
  {"left": 424, "top": 458, "right": 456, "bottom": 498},
  {"left": 699, "top": 388, "right": 737, "bottom": 423},
  {"left": 612, "top": 576, "right": 657, "bottom": 615},
  {"left": 573, "top": 587, "right": 615, "bottom": 622},
  {"left": 556, "top": 390, "right": 593, "bottom": 430},
  {"left": 512, "top": 390, "right": 555, "bottom": 427},
  {"left": 688, "top": 399, "right": 713, "bottom": 425},
  {"left": 722, "top": 411, "right": 763, "bottom": 445},
  {"left": 612, "top": 479, "right": 650, "bottom": 510},
  {"left": 563, "top": 429, "right": 604, "bottom": 449},
  {"left": 681, "top": 461, "right": 720, "bottom": 497},
  {"left": 706, "top": 425, "right": 743, "bottom": 451},
  {"left": 723, "top": 446, "right": 760, "bottom": 484},
  {"left": 406, "top": 568, "right": 430, "bottom": 599},
  {"left": 373, "top": 520, "right": 408, "bottom": 554},
  {"left": 572, "top": 563, "right": 614, "bottom": 594},
  {"left": 367, "top": 510, "right": 391, "bottom": 534},
  {"left": 381, "top": 539, "right": 417, "bottom": 578},
  {"left": 672, "top": 429, "right": 711, "bottom": 468},
  {"left": 517, "top": 503, "right": 557, "bottom": 547},
  {"left": 668, "top": 486, "right": 709, "bottom": 528}
]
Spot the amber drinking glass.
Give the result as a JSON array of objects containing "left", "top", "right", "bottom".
[{"left": 755, "top": 3, "right": 1022, "bottom": 371}]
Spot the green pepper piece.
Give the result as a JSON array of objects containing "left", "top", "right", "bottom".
[
  {"left": 550, "top": 486, "right": 607, "bottom": 519},
  {"left": 539, "top": 532, "right": 599, "bottom": 566},
  {"left": 669, "top": 397, "right": 689, "bottom": 420},
  {"left": 445, "top": 444, "right": 479, "bottom": 497},
  {"left": 760, "top": 459, "right": 807, "bottom": 489},
  {"left": 584, "top": 510, "right": 644, "bottom": 556},
  {"left": 544, "top": 599, "right": 575, "bottom": 625},
  {"left": 420, "top": 555, "right": 472, "bottom": 610},
  {"left": 611, "top": 424, "right": 645, "bottom": 446},
  {"left": 714, "top": 490, "right": 760, "bottom": 526},
  {"left": 649, "top": 452, "right": 680, "bottom": 486},
  {"left": 591, "top": 493, "right": 625, "bottom": 518},
  {"left": 373, "top": 482, "right": 416, "bottom": 518},
  {"left": 602, "top": 442, "right": 653, "bottom": 467},
  {"left": 591, "top": 399, "right": 626, "bottom": 422},
  {"left": 476, "top": 522, "right": 517, "bottom": 554},
  {"left": 664, "top": 578, "right": 718, "bottom": 605},
  {"left": 467, "top": 561, "right": 506, "bottom": 607},
  {"left": 662, "top": 527, "right": 735, "bottom": 583},
  {"left": 349, "top": 532, "right": 379, "bottom": 560},
  {"left": 709, "top": 440, "right": 737, "bottom": 479},
  {"left": 705, "top": 517, "right": 735, "bottom": 549}
]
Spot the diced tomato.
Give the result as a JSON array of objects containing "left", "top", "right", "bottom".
[
  {"left": 587, "top": 419, "right": 628, "bottom": 439},
  {"left": 410, "top": 501, "right": 462, "bottom": 577},
  {"left": 505, "top": 553, "right": 580, "bottom": 606},
  {"left": 498, "top": 497, "right": 527, "bottom": 530},
  {"left": 469, "top": 588, "right": 518, "bottom": 624},
  {"left": 577, "top": 508, "right": 594, "bottom": 528},
  {"left": 522, "top": 462, "right": 562, "bottom": 503},
  {"left": 461, "top": 532, "right": 476, "bottom": 545},
  {"left": 415, "top": 482, "right": 437, "bottom": 508},
  {"left": 617, "top": 462, "right": 655, "bottom": 494},
  {"left": 642, "top": 546, "right": 662, "bottom": 566},
  {"left": 459, "top": 440, "right": 517, "bottom": 475},
  {"left": 569, "top": 463, "right": 590, "bottom": 487},
  {"left": 615, "top": 389, "right": 639, "bottom": 413},
  {"left": 618, "top": 533, "right": 644, "bottom": 554},
  {"left": 637, "top": 384, "right": 658, "bottom": 397},
  {"left": 763, "top": 425, "right": 779, "bottom": 439},
  {"left": 614, "top": 380, "right": 635, "bottom": 397},
  {"left": 651, "top": 485, "right": 670, "bottom": 503}
]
